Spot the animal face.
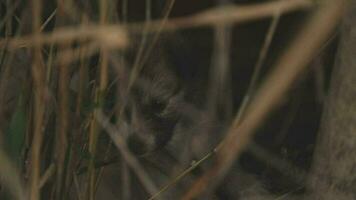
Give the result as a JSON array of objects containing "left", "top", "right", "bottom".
[
  {"left": 125, "top": 65, "right": 184, "bottom": 154},
  {"left": 113, "top": 36, "right": 186, "bottom": 155}
]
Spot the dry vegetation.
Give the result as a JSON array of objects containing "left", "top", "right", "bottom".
[{"left": 0, "top": 0, "right": 353, "bottom": 200}]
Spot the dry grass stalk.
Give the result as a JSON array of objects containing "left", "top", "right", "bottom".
[
  {"left": 52, "top": 6, "right": 72, "bottom": 199},
  {"left": 87, "top": 1, "right": 110, "bottom": 199},
  {"left": 29, "top": 0, "right": 46, "bottom": 199},
  {"left": 128, "top": 0, "right": 312, "bottom": 32},
  {"left": 0, "top": 25, "right": 128, "bottom": 50},
  {"left": 0, "top": 0, "right": 346, "bottom": 199}
]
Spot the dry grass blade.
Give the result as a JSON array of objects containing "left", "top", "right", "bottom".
[
  {"left": 182, "top": 1, "right": 348, "bottom": 199},
  {"left": 207, "top": 15, "right": 233, "bottom": 118},
  {"left": 55, "top": 44, "right": 70, "bottom": 200},
  {"left": 235, "top": 4, "right": 281, "bottom": 122},
  {"left": 0, "top": 25, "right": 128, "bottom": 50},
  {"left": 128, "top": 0, "right": 312, "bottom": 32},
  {"left": 29, "top": 0, "right": 45, "bottom": 199},
  {"left": 54, "top": 42, "right": 99, "bottom": 65},
  {"left": 39, "top": 163, "right": 55, "bottom": 189},
  {"left": 148, "top": 151, "right": 213, "bottom": 200},
  {"left": 40, "top": 8, "right": 57, "bottom": 31},
  {"left": 87, "top": 1, "right": 110, "bottom": 199}
]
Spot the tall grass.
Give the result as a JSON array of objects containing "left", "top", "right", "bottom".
[{"left": 0, "top": 0, "right": 346, "bottom": 199}]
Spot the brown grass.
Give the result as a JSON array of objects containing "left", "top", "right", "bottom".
[{"left": 0, "top": 0, "right": 348, "bottom": 199}]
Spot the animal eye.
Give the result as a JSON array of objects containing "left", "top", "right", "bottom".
[
  {"left": 151, "top": 99, "right": 166, "bottom": 113},
  {"left": 139, "top": 98, "right": 167, "bottom": 119}
]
